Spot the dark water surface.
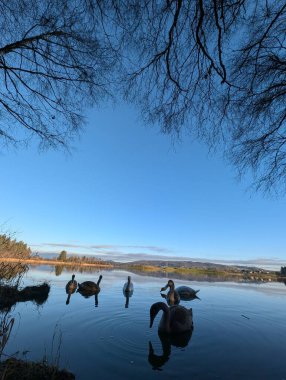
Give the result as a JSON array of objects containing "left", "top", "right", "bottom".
[{"left": 2, "top": 266, "right": 286, "bottom": 379}]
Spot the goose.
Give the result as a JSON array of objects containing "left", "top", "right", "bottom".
[
  {"left": 123, "top": 276, "right": 133, "bottom": 293},
  {"left": 65, "top": 274, "right": 77, "bottom": 305},
  {"left": 160, "top": 280, "right": 180, "bottom": 305},
  {"left": 150, "top": 302, "right": 193, "bottom": 334},
  {"left": 78, "top": 275, "right": 102, "bottom": 293}
]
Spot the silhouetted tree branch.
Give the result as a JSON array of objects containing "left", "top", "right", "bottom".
[
  {"left": 105, "top": 0, "right": 286, "bottom": 193},
  {"left": 1, "top": 1, "right": 286, "bottom": 193},
  {"left": 0, "top": 0, "right": 116, "bottom": 149}
]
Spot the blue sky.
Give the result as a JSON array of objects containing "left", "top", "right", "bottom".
[{"left": 0, "top": 103, "right": 286, "bottom": 264}]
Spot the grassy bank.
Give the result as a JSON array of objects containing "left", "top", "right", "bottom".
[{"left": 0, "top": 257, "right": 113, "bottom": 268}]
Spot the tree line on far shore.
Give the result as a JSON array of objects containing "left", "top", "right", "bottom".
[
  {"left": 56, "top": 250, "right": 107, "bottom": 265},
  {"left": 0, "top": 236, "right": 106, "bottom": 265}
]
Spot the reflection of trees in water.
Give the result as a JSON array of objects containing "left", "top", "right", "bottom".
[
  {"left": 0, "top": 262, "right": 28, "bottom": 286},
  {"left": 55, "top": 265, "right": 64, "bottom": 276},
  {"left": 54, "top": 264, "right": 105, "bottom": 275},
  {"left": 148, "top": 330, "right": 193, "bottom": 370},
  {"left": 0, "top": 263, "right": 50, "bottom": 312},
  {"left": 126, "top": 267, "right": 280, "bottom": 285}
]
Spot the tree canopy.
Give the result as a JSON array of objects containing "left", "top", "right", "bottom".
[
  {"left": 0, "top": 233, "right": 30, "bottom": 283},
  {"left": 0, "top": 0, "right": 116, "bottom": 149},
  {"left": 57, "top": 250, "right": 67, "bottom": 261},
  {"left": 1, "top": 0, "right": 286, "bottom": 193},
  {"left": 0, "top": 234, "right": 31, "bottom": 259}
]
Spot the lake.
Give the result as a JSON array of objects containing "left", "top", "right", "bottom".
[{"left": 1, "top": 265, "right": 286, "bottom": 379}]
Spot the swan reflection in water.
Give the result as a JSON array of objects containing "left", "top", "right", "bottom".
[
  {"left": 65, "top": 274, "right": 77, "bottom": 305},
  {"left": 77, "top": 275, "right": 102, "bottom": 307},
  {"left": 123, "top": 276, "right": 134, "bottom": 308},
  {"left": 148, "top": 329, "right": 193, "bottom": 370},
  {"left": 77, "top": 289, "right": 100, "bottom": 307},
  {"left": 149, "top": 302, "right": 193, "bottom": 369}
]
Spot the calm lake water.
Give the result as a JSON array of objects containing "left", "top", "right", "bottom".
[{"left": 2, "top": 266, "right": 286, "bottom": 379}]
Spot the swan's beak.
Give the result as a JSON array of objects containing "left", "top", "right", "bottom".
[{"left": 161, "top": 284, "right": 168, "bottom": 291}]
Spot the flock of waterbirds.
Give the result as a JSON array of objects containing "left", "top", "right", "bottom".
[
  {"left": 65, "top": 274, "right": 200, "bottom": 335},
  {"left": 65, "top": 274, "right": 134, "bottom": 307},
  {"left": 0, "top": 273, "right": 200, "bottom": 373}
]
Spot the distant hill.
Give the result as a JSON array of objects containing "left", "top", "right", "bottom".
[{"left": 115, "top": 259, "right": 259, "bottom": 271}]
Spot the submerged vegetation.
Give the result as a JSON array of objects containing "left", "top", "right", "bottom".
[{"left": 0, "top": 262, "right": 28, "bottom": 283}]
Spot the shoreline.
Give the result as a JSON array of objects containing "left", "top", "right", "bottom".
[
  {"left": 1, "top": 257, "right": 285, "bottom": 283},
  {"left": 0, "top": 257, "right": 113, "bottom": 268}
]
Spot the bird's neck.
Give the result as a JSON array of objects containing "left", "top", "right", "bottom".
[{"left": 159, "top": 304, "right": 171, "bottom": 333}]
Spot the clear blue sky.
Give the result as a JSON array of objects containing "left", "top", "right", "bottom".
[{"left": 1, "top": 103, "right": 286, "bottom": 264}]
